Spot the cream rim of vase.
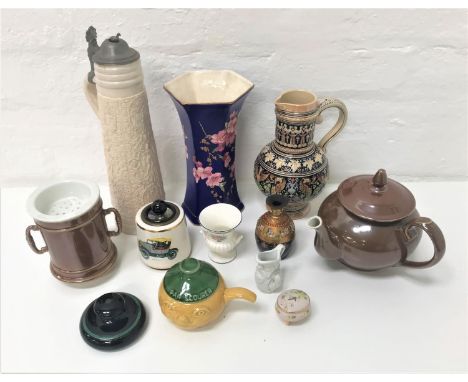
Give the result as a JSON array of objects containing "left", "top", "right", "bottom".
[
  {"left": 163, "top": 70, "right": 254, "bottom": 105},
  {"left": 199, "top": 203, "right": 242, "bottom": 233},
  {"left": 26, "top": 180, "right": 100, "bottom": 223},
  {"left": 275, "top": 89, "right": 319, "bottom": 113}
]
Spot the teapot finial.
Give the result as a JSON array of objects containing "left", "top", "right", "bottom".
[{"left": 372, "top": 169, "right": 388, "bottom": 188}]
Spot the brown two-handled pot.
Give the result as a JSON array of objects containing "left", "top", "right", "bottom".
[
  {"left": 25, "top": 180, "right": 122, "bottom": 282},
  {"left": 309, "top": 169, "right": 446, "bottom": 271}
]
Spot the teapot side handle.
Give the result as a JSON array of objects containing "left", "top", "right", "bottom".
[
  {"left": 401, "top": 217, "right": 446, "bottom": 268},
  {"left": 224, "top": 287, "right": 257, "bottom": 304}
]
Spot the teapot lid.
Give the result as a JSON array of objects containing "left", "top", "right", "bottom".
[
  {"left": 337, "top": 169, "right": 416, "bottom": 222},
  {"left": 163, "top": 258, "right": 219, "bottom": 303},
  {"left": 79, "top": 292, "right": 146, "bottom": 351},
  {"left": 92, "top": 33, "right": 140, "bottom": 65}
]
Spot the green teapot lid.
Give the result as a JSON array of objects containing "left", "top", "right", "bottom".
[{"left": 163, "top": 258, "right": 219, "bottom": 303}]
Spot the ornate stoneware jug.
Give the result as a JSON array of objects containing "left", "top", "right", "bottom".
[
  {"left": 84, "top": 27, "right": 165, "bottom": 234},
  {"left": 254, "top": 90, "right": 347, "bottom": 218}
]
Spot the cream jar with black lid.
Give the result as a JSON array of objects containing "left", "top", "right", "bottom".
[{"left": 136, "top": 200, "right": 191, "bottom": 269}]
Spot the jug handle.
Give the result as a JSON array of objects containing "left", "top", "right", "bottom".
[
  {"left": 315, "top": 98, "right": 348, "bottom": 151},
  {"left": 401, "top": 217, "right": 446, "bottom": 268},
  {"left": 84, "top": 79, "right": 99, "bottom": 116},
  {"left": 103, "top": 208, "right": 122, "bottom": 237},
  {"left": 224, "top": 287, "right": 257, "bottom": 304},
  {"left": 25, "top": 225, "right": 48, "bottom": 254}
]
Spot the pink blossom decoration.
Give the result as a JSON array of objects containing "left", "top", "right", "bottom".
[
  {"left": 223, "top": 152, "right": 231, "bottom": 168},
  {"left": 206, "top": 172, "right": 224, "bottom": 188},
  {"left": 193, "top": 163, "right": 213, "bottom": 183}
]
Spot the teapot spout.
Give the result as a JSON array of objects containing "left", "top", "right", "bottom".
[{"left": 308, "top": 216, "right": 323, "bottom": 230}]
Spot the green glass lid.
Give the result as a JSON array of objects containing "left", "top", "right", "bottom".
[{"left": 163, "top": 258, "right": 219, "bottom": 303}]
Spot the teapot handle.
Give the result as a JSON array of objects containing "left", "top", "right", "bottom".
[
  {"left": 401, "top": 217, "right": 446, "bottom": 268},
  {"left": 315, "top": 98, "right": 348, "bottom": 151},
  {"left": 224, "top": 287, "right": 257, "bottom": 304}
]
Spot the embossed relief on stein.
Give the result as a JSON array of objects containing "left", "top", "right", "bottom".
[{"left": 254, "top": 90, "right": 347, "bottom": 218}]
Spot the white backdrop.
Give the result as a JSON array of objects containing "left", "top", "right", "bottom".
[{"left": 1, "top": 8, "right": 467, "bottom": 186}]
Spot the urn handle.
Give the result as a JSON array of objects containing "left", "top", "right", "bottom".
[
  {"left": 25, "top": 225, "right": 48, "bottom": 254},
  {"left": 315, "top": 98, "right": 348, "bottom": 151},
  {"left": 103, "top": 208, "right": 122, "bottom": 237},
  {"left": 401, "top": 217, "right": 446, "bottom": 268}
]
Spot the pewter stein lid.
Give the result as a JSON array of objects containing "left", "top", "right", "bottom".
[
  {"left": 337, "top": 169, "right": 416, "bottom": 223},
  {"left": 141, "top": 200, "right": 180, "bottom": 226},
  {"left": 92, "top": 33, "right": 140, "bottom": 65}
]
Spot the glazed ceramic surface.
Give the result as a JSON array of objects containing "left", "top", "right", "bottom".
[
  {"left": 25, "top": 180, "right": 121, "bottom": 283},
  {"left": 136, "top": 200, "right": 191, "bottom": 269},
  {"left": 80, "top": 292, "right": 146, "bottom": 351},
  {"left": 254, "top": 90, "right": 347, "bottom": 218},
  {"left": 158, "top": 258, "right": 256, "bottom": 330},
  {"left": 275, "top": 289, "right": 311, "bottom": 325},
  {"left": 84, "top": 28, "right": 165, "bottom": 234},
  {"left": 310, "top": 169, "right": 446, "bottom": 271},
  {"left": 164, "top": 70, "right": 253, "bottom": 224},
  {"left": 255, "top": 244, "right": 285, "bottom": 293},
  {"left": 199, "top": 203, "right": 243, "bottom": 264},
  {"left": 255, "top": 195, "right": 295, "bottom": 259}
]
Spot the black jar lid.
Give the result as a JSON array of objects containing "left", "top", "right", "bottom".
[
  {"left": 80, "top": 292, "right": 146, "bottom": 351},
  {"left": 92, "top": 33, "right": 140, "bottom": 65},
  {"left": 141, "top": 200, "right": 180, "bottom": 226}
]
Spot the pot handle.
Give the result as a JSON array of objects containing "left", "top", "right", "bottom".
[
  {"left": 401, "top": 217, "right": 446, "bottom": 268},
  {"left": 315, "top": 98, "right": 348, "bottom": 151},
  {"left": 25, "top": 225, "right": 48, "bottom": 254},
  {"left": 224, "top": 287, "right": 257, "bottom": 304},
  {"left": 103, "top": 208, "right": 122, "bottom": 237}
]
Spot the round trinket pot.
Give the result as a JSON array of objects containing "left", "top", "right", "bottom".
[
  {"left": 136, "top": 200, "right": 191, "bottom": 270},
  {"left": 275, "top": 289, "right": 311, "bottom": 325},
  {"left": 80, "top": 292, "right": 146, "bottom": 351},
  {"left": 255, "top": 195, "right": 295, "bottom": 259}
]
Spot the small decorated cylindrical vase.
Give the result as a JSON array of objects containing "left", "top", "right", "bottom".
[
  {"left": 136, "top": 200, "right": 191, "bottom": 270},
  {"left": 164, "top": 70, "right": 254, "bottom": 225}
]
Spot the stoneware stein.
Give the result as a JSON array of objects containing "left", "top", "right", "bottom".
[
  {"left": 254, "top": 89, "right": 348, "bottom": 218},
  {"left": 159, "top": 258, "right": 256, "bottom": 330},
  {"left": 136, "top": 199, "right": 191, "bottom": 270},
  {"left": 309, "top": 169, "right": 446, "bottom": 271},
  {"left": 255, "top": 244, "right": 285, "bottom": 293},
  {"left": 84, "top": 27, "right": 165, "bottom": 234},
  {"left": 25, "top": 180, "right": 122, "bottom": 283},
  {"left": 164, "top": 70, "right": 254, "bottom": 225},
  {"left": 199, "top": 203, "right": 243, "bottom": 264}
]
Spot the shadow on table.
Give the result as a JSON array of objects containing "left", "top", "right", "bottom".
[{"left": 309, "top": 255, "right": 446, "bottom": 286}]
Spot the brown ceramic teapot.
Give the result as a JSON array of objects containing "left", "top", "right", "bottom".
[{"left": 308, "top": 169, "right": 446, "bottom": 271}]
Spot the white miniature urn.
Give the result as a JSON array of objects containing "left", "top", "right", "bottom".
[{"left": 199, "top": 203, "right": 243, "bottom": 264}]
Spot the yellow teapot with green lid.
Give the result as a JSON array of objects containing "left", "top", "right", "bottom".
[{"left": 158, "top": 258, "right": 256, "bottom": 330}]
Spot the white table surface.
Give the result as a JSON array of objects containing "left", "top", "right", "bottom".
[{"left": 1, "top": 181, "right": 467, "bottom": 373}]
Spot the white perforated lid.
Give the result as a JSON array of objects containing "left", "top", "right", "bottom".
[{"left": 26, "top": 180, "right": 100, "bottom": 223}]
